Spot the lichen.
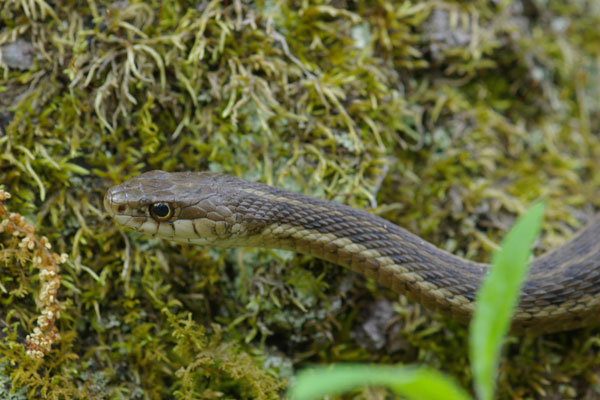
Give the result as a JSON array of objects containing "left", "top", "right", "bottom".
[{"left": 0, "top": 0, "right": 599, "bottom": 399}]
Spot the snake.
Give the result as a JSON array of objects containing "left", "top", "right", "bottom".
[{"left": 104, "top": 170, "right": 600, "bottom": 333}]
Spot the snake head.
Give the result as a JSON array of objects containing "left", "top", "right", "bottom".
[{"left": 104, "top": 170, "right": 246, "bottom": 246}]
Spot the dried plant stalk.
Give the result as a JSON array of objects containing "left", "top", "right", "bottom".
[{"left": 0, "top": 189, "right": 65, "bottom": 358}]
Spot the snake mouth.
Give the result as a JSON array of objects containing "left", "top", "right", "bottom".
[{"left": 104, "top": 192, "right": 132, "bottom": 229}]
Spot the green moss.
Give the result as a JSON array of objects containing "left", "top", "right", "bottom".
[{"left": 1, "top": 0, "right": 599, "bottom": 398}]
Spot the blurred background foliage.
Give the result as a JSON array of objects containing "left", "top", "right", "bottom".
[{"left": 0, "top": 0, "right": 599, "bottom": 398}]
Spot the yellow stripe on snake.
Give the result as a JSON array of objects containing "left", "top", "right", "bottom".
[{"left": 104, "top": 170, "right": 600, "bottom": 333}]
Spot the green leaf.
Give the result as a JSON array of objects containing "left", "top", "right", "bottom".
[
  {"left": 288, "top": 364, "right": 472, "bottom": 400},
  {"left": 470, "top": 202, "right": 546, "bottom": 400}
]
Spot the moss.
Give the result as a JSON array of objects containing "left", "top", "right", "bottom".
[{"left": 0, "top": 0, "right": 599, "bottom": 398}]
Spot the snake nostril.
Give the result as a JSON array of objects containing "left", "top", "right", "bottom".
[{"left": 117, "top": 205, "right": 126, "bottom": 213}]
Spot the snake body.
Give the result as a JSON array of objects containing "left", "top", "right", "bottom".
[{"left": 104, "top": 170, "right": 600, "bottom": 333}]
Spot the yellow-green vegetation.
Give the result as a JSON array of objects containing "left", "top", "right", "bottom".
[{"left": 0, "top": 0, "right": 599, "bottom": 399}]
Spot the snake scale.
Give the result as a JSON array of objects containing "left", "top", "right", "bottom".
[{"left": 104, "top": 170, "right": 600, "bottom": 333}]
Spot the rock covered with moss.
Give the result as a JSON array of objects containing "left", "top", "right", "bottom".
[{"left": 0, "top": 1, "right": 599, "bottom": 398}]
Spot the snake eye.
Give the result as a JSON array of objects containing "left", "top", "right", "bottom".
[{"left": 149, "top": 202, "right": 173, "bottom": 221}]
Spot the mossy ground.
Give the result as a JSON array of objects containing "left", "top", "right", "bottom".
[{"left": 1, "top": 0, "right": 599, "bottom": 399}]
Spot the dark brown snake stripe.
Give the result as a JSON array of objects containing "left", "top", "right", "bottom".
[{"left": 104, "top": 170, "right": 600, "bottom": 333}]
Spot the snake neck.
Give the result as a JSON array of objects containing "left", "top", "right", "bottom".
[
  {"left": 227, "top": 183, "right": 488, "bottom": 324},
  {"left": 227, "top": 182, "right": 600, "bottom": 333}
]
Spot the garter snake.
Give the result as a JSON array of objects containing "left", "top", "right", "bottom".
[{"left": 104, "top": 170, "right": 600, "bottom": 333}]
